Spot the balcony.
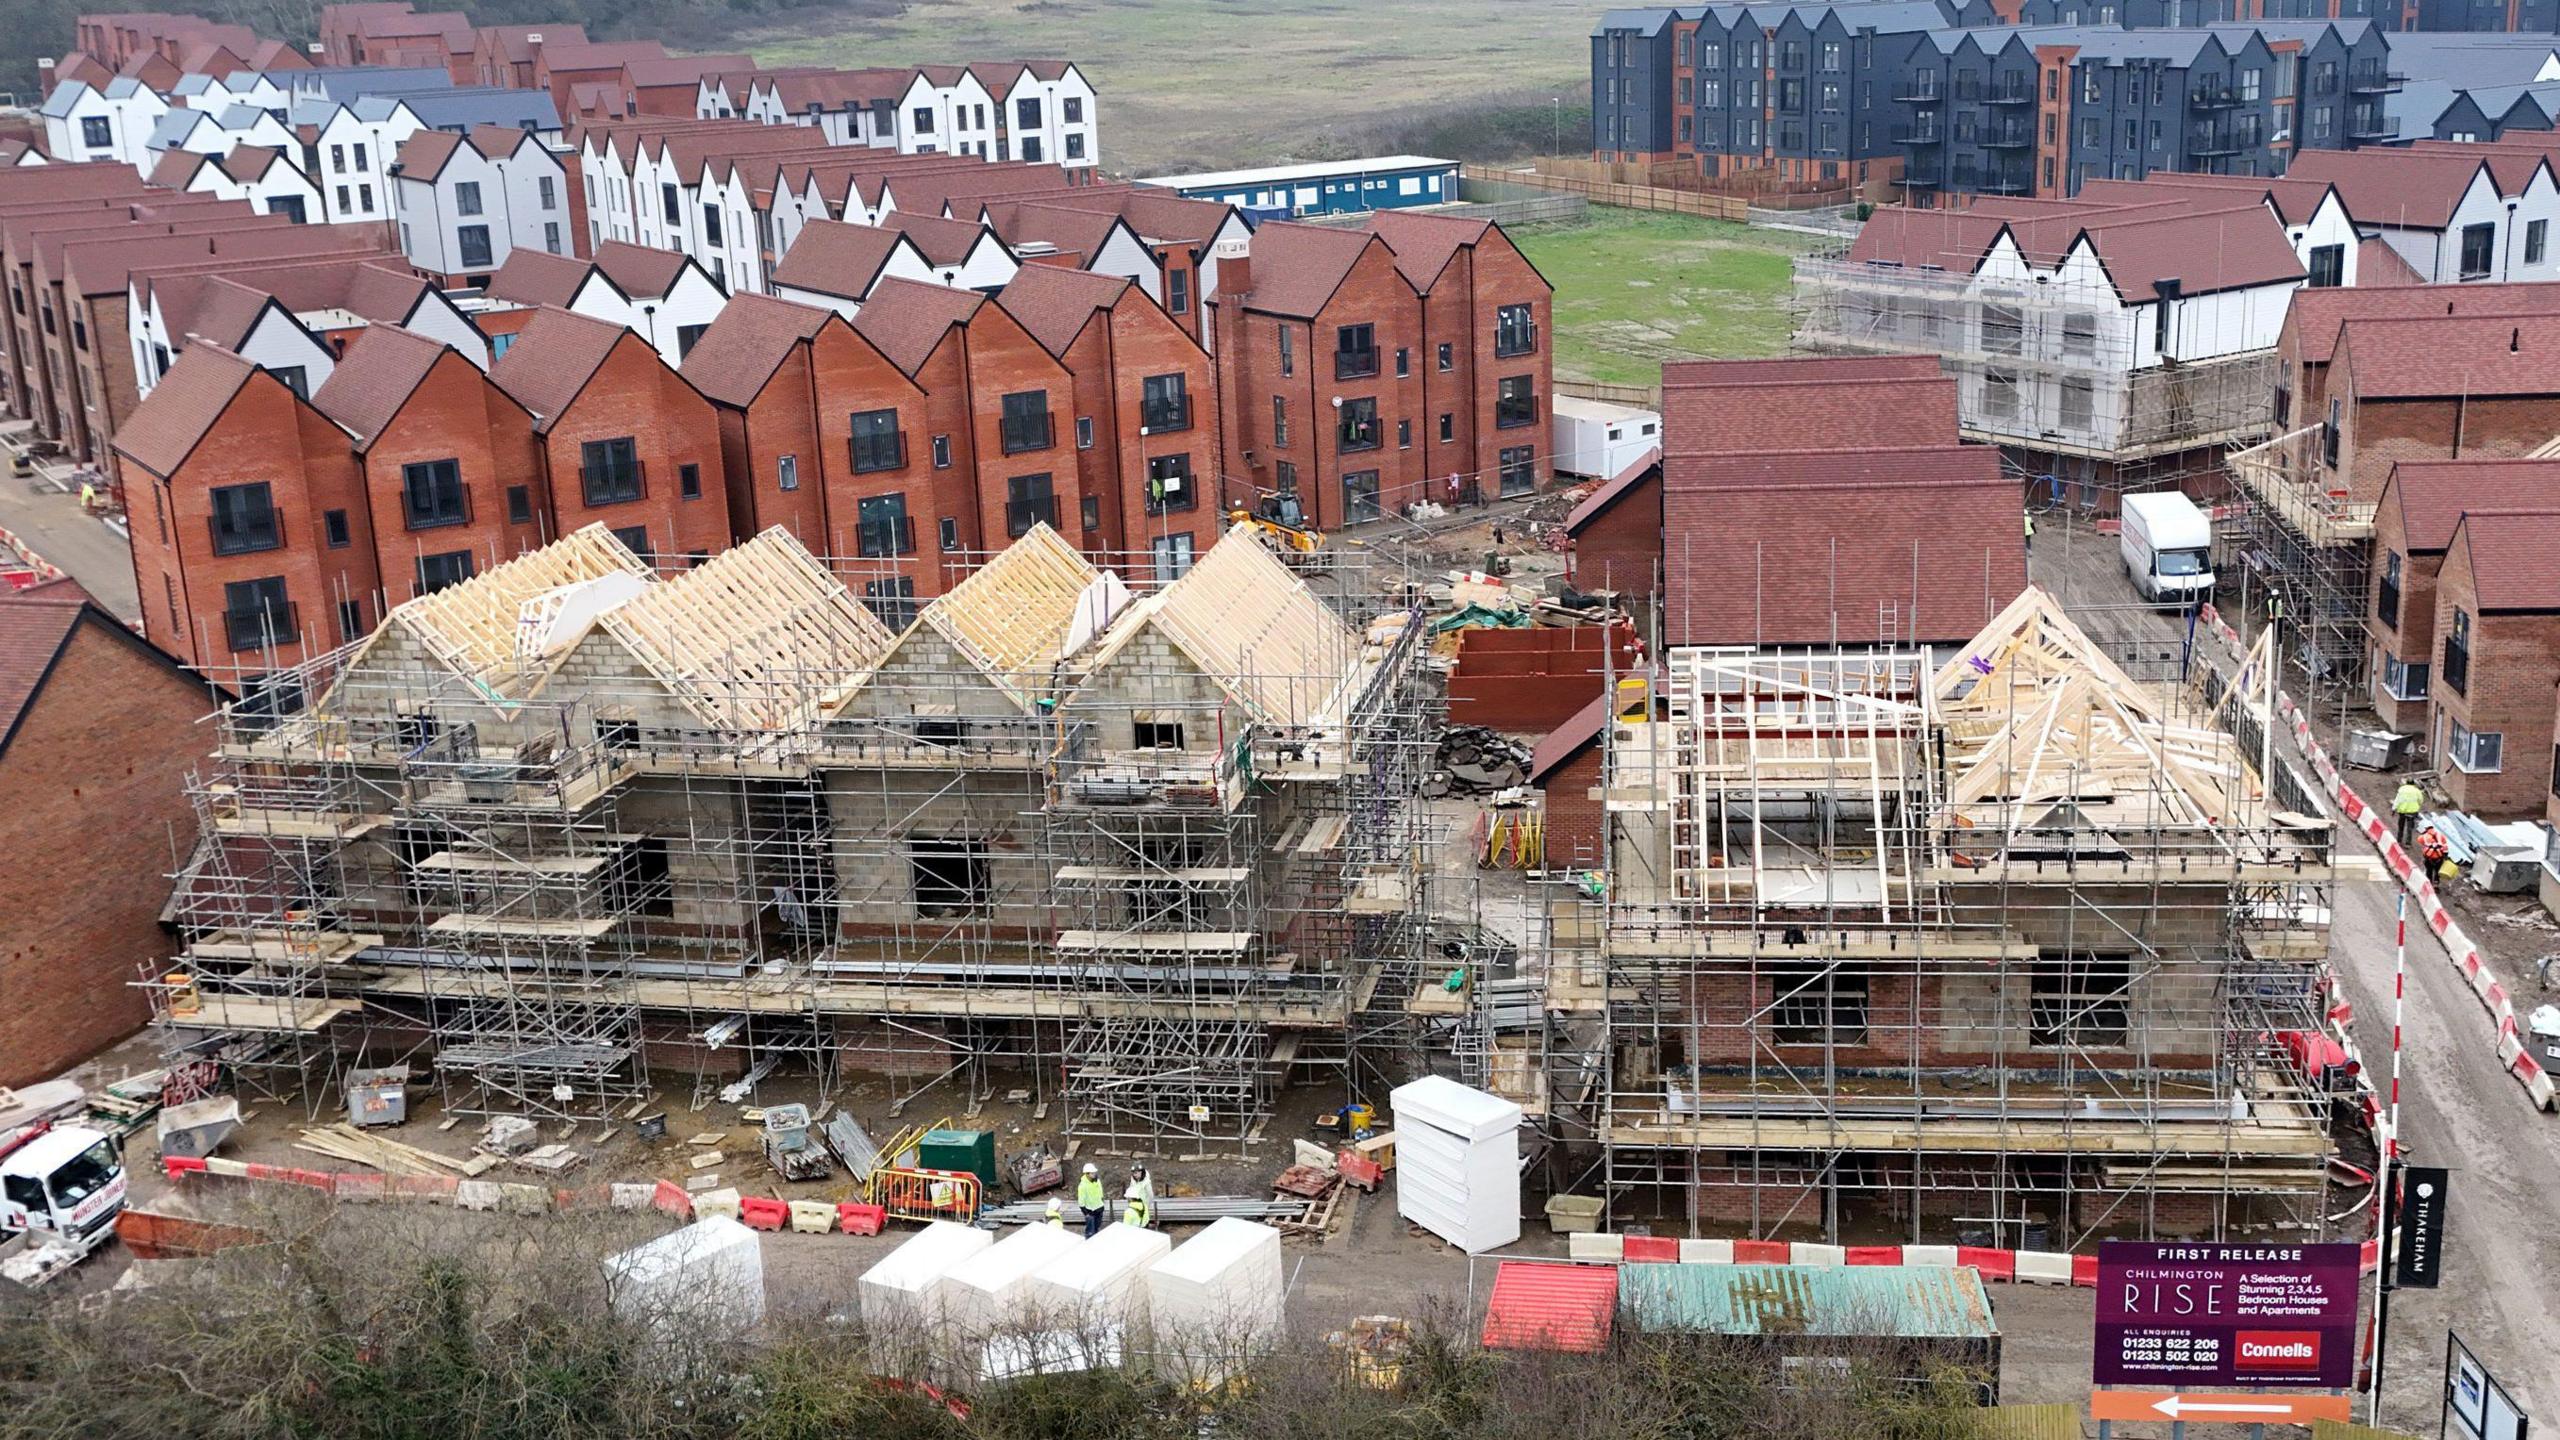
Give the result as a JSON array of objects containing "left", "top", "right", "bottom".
[
  {"left": 1140, "top": 397, "right": 1191, "bottom": 432},
  {"left": 1982, "top": 125, "right": 2034, "bottom": 149},
  {"left": 2348, "top": 69, "right": 2406, "bottom": 95},
  {"left": 208, "top": 511, "right": 283, "bottom": 557},
  {"left": 1902, "top": 169, "right": 1945, "bottom": 189},
  {"left": 225, "top": 601, "right": 300, "bottom": 653},
  {"left": 1334, "top": 347, "right": 1379, "bottom": 381},
  {"left": 1978, "top": 175, "right": 2031, "bottom": 196},
  {"left": 1986, "top": 82, "right": 2035, "bottom": 105},
  {"left": 1495, "top": 323, "right": 1539, "bottom": 359},
  {"left": 2188, "top": 130, "right": 2244, "bottom": 157},
  {"left": 1892, "top": 122, "right": 1942, "bottom": 146},
  {"left": 2348, "top": 113, "right": 2396, "bottom": 141},
  {"left": 2189, "top": 85, "right": 2242, "bottom": 110},
  {"left": 1892, "top": 80, "right": 1942, "bottom": 103}
]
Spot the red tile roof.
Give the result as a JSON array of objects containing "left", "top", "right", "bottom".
[
  {"left": 677, "top": 291, "right": 832, "bottom": 408},
  {"left": 883, "top": 210, "right": 998, "bottom": 267},
  {"left": 485, "top": 247, "right": 593, "bottom": 307},
  {"left": 624, "top": 53, "right": 753, "bottom": 89},
  {"left": 2386, "top": 459, "right": 2560, "bottom": 553},
  {"left": 1527, "top": 691, "right": 1610, "bottom": 785},
  {"left": 393, "top": 128, "right": 466, "bottom": 182},
  {"left": 110, "top": 341, "right": 259, "bottom": 479},
  {"left": 2337, "top": 312, "right": 2560, "bottom": 399},
  {"left": 2286, "top": 281, "right": 2560, "bottom": 365},
  {"left": 2451, "top": 508, "right": 2560, "bottom": 611},
  {"left": 1562, "top": 447, "right": 1661, "bottom": 534},
  {"left": 770, "top": 219, "right": 912, "bottom": 300},
  {"left": 996, "top": 263, "right": 1127, "bottom": 356},
  {"left": 591, "top": 239, "right": 687, "bottom": 299},
  {"left": 311, "top": 322, "right": 449, "bottom": 446},
  {"left": 850, "top": 276, "right": 982, "bottom": 375},
  {"left": 1480, "top": 1261, "right": 1617, "bottom": 1354},
  {"left": 1367, "top": 210, "right": 1493, "bottom": 293},
  {"left": 2285, "top": 149, "right": 2501, "bottom": 231},
  {"left": 1660, "top": 355, "right": 1939, "bottom": 386},
  {"left": 1848, "top": 190, "right": 2303, "bottom": 299},
  {"left": 1228, "top": 222, "right": 1381, "bottom": 320},
  {"left": 487, "top": 305, "right": 629, "bottom": 428},
  {"left": 1663, "top": 376, "right": 1958, "bottom": 456}
]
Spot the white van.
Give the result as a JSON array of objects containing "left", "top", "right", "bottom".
[{"left": 2120, "top": 492, "right": 2214, "bottom": 605}]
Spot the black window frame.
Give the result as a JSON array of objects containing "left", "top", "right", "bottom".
[
  {"left": 1166, "top": 267, "right": 1190, "bottom": 316},
  {"left": 2306, "top": 242, "right": 2344, "bottom": 289},
  {"left": 999, "top": 390, "right": 1053, "bottom": 454},
  {"left": 2460, "top": 222, "right": 2496, "bottom": 280},
  {"left": 857, "top": 492, "right": 915, "bottom": 557},
  {"left": 222, "top": 576, "right": 296, "bottom": 652},
  {"left": 400, "top": 457, "right": 468, "bottom": 530},
  {"left": 208, "top": 482, "right": 282, "bottom": 556},
  {"left": 80, "top": 115, "right": 112, "bottom": 149},
  {"left": 506, "top": 485, "right": 532, "bottom": 525},
  {"left": 1337, "top": 396, "right": 1381, "bottom": 454},
  {"left": 1146, "top": 453, "right": 1196, "bottom": 514},
  {"left": 1496, "top": 375, "right": 1538, "bottom": 429},
  {"left": 580, "top": 437, "right": 644, "bottom": 506},
  {"left": 850, "top": 408, "right": 906, "bottom": 473},
  {"left": 1342, "top": 469, "right": 1382, "bottom": 524},
  {"left": 1005, "top": 473, "right": 1057, "bottom": 537},
  {"left": 415, "top": 548, "right": 475, "bottom": 595},
  {"left": 1140, "top": 373, "right": 1190, "bottom": 432},
  {"left": 2443, "top": 607, "right": 2472, "bottom": 696},
  {"left": 1495, "top": 302, "right": 1538, "bottom": 357},
  {"left": 324, "top": 507, "right": 351, "bottom": 548},
  {"left": 456, "top": 223, "right": 492, "bottom": 271},
  {"left": 2377, "top": 549, "right": 2401, "bottom": 630},
  {"left": 1333, "top": 322, "right": 1378, "bottom": 380}
]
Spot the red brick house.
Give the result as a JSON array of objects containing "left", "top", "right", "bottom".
[
  {"left": 0, "top": 588, "right": 219, "bottom": 1087},
  {"left": 2272, "top": 282, "right": 2560, "bottom": 435},
  {"left": 996, "top": 263, "right": 1218, "bottom": 578},
  {"left": 115, "top": 344, "right": 374, "bottom": 670},
  {"left": 312, "top": 324, "right": 550, "bottom": 608},
  {"left": 678, "top": 291, "right": 932, "bottom": 611},
  {"left": 2322, "top": 313, "right": 2560, "bottom": 508},
  {"left": 2365, "top": 459, "right": 2560, "bottom": 734},
  {"left": 2429, "top": 508, "right": 2560, "bottom": 818},
  {"left": 1209, "top": 223, "right": 1428, "bottom": 532},
  {"left": 852, "top": 277, "right": 1080, "bottom": 588},
  {"left": 488, "top": 305, "right": 732, "bottom": 566},
  {"left": 1370, "top": 211, "right": 1554, "bottom": 503}
]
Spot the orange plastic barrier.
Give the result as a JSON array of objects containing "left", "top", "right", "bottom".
[
  {"left": 739, "top": 1195, "right": 790, "bottom": 1231},
  {"left": 873, "top": 1166, "right": 981, "bottom": 1224},
  {"left": 838, "top": 1201, "right": 886, "bottom": 1235}
]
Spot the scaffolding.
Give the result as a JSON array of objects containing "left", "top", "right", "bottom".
[
  {"left": 1541, "top": 589, "right": 2343, "bottom": 1245},
  {"left": 148, "top": 520, "right": 1440, "bottom": 1145},
  {"left": 2226, "top": 422, "right": 2376, "bottom": 688},
  {"left": 1791, "top": 251, "right": 2279, "bottom": 503}
]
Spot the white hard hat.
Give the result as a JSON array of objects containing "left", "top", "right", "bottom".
[
  {"left": 1083, "top": 1162, "right": 1098, "bottom": 1174},
  {"left": 1046, "top": 1197, "right": 1062, "bottom": 1211}
]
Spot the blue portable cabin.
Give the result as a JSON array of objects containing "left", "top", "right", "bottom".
[{"left": 1136, "top": 155, "right": 1459, "bottom": 218}]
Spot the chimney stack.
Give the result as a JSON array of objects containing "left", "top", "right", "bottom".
[{"left": 1213, "top": 234, "right": 1250, "bottom": 300}]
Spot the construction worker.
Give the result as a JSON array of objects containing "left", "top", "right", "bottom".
[
  {"left": 2419, "top": 824, "right": 2452, "bottom": 876},
  {"left": 2393, "top": 778, "right": 2426, "bottom": 848},
  {"left": 1076, "top": 1161, "right": 1106, "bottom": 1237},
  {"left": 1122, "top": 1196, "right": 1151, "bottom": 1227},
  {"left": 1044, "top": 1197, "right": 1065, "bottom": 1228},
  {"left": 1124, "top": 1164, "right": 1154, "bottom": 1224},
  {"left": 2023, "top": 508, "right": 2036, "bottom": 555}
]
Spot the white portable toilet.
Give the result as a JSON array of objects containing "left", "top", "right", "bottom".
[
  {"left": 1390, "top": 1075, "right": 1523, "bottom": 1253},
  {"left": 1144, "top": 1217, "right": 1286, "bottom": 1381},
  {"left": 936, "top": 1222, "right": 1084, "bottom": 1335},
  {"left": 856, "top": 1219, "right": 993, "bottom": 1326},
  {"left": 603, "top": 1214, "right": 765, "bottom": 1341}
]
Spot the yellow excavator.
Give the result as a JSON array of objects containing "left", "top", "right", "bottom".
[{"left": 1228, "top": 493, "right": 1324, "bottom": 558}]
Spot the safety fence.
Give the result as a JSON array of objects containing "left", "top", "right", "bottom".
[
  {"left": 2193, "top": 603, "right": 2558, "bottom": 1112},
  {"left": 1459, "top": 165, "right": 1754, "bottom": 221},
  {"left": 1551, "top": 1232, "right": 2384, "bottom": 1281}
]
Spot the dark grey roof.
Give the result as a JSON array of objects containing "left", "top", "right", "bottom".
[
  {"left": 39, "top": 81, "right": 91, "bottom": 119},
  {"left": 287, "top": 66, "right": 456, "bottom": 102},
  {"left": 401, "top": 86, "right": 561, "bottom": 132}
]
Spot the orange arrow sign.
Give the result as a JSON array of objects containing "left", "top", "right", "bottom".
[{"left": 2091, "top": 1391, "right": 2355, "bottom": 1424}]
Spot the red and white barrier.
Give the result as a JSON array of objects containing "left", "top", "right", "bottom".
[
  {"left": 1555, "top": 1234, "right": 2382, "bottom": 1285},
  {"left": 2193, "top": 604, "right": 2556, "bottom": 1112}
]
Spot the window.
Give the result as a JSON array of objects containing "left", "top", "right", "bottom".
[
  {"left": 1065, "top": 96, "right": 1083, "bottom": 123},
  {"left": 1496, "top": 376, "right": 1537, "bottom": 429},
  {"left": 862, "top": 576, "right": 917, "bottom": 629},
  {"left": 1395, "top": 346, "right": 1410, "bottom": 378},
  {"left": 269, "top": 364, "right": 308, "bottom": 400},
  {"left": 1075, "top": 416, "right": 1094, "bottom": 450},
  {"left": 1005, "top": 473, "right": 1056, "bottom": 536},
  {"left": 1081, "top": 494, "right": 1101, "bottom": 531},
  {"left": 1167, "top": 267, "right": 1190, "bottom": 315},
  {"left": 223, "top": 576, "right": 295, "bottom": 651},
  {"left": 778, "top": 454, "right": 799, "bottom": 492},
  {"left": 1020, "top": 135, "right": 1043, "bottom": 163},
  {"left": 1439, "top": 412, "right": 1454, "bottom": 443},
  {"left": 209, "top": 483, "right": 281, "bottom": 555},
  {"left": 857, "top": 493, "right": 914, "bottom": 556},
  {"left": 580, "top": 437, "right": 643, "bottom": 505},
  {"left": 2241, "top": 66, "right": 2261, "bottom": 101},
  {"left": 538, "top": 175, "right": 556, "bottom": 209},
  {"left": 931, "top": 434, "right": 953, "bottom": 469},
  {"left": 1337, "top": 397, "right": 1381, "bottom": 452},
  {"left": 1437, "top": 342, "right": 1454, "bottom": 372},
  {"left": 2460, "top": 222, "right": 2496, "bottom": 280},
  {"left": 400, "top": 458, "right": 467, "bottom": 529},
  {"left": 910, "top": 837, "right": 990, "bottom": 915},
  {"left": 2031, "top": 953, "right": 2131, "bottom": 1046},
  {"left": 2059, "top": 377, "right": 2093, "bottom": 432},
  {"left": 677, "top": 323, "right": 709, "bottom": 359},
  {"left": 1334, "top": 322, "right": 1378, "bottom": 379},
  {"left": 415, "top": 549, "right": 475, "bottom": 595},
  {"left": 1152, "top": 532, "right": 1196, "bottom": 581},
  {"left": 999, "top": 390, "right": 1052, "bottom": 453},
  {"left": 545, "top": 222, "right": 562, "bottom": 255},
  {"left": 1495, "top": 303, "right": 1537, "bottom": 357},
  {"left": 701, "top": 203, "right": 724, "bottom": 246},
  {"left": 2446, "top": 716, "right": 2502, "bottom": 774},
  {"left": 1770, "top": 963, "right": 1868, "bottom": 1044},
  {"left": 2306, "top": 243, "right": 2344, "bottom": 289},
  {"left": 1278, "top": 326, "right": 1294, "bottom": 377},
  {"left": 1141, "top": 373, "right": 1190, "bottom": 431},
  {"left": 1065, "top": 133, "right": 1084, "bottom": 161},
  {"left": 679, "top": 463, "right": 702, "bottom": 499},
  {"left": 660, "top": 183, "right": 680, "bottom": 222},
  {"left": 1275, "top": 460, "right": 1298, "bottom": 497},
  {"left": 850, "top": 408, "right": 904, "bottom": 472},
  {"left": 1017, "top": 96, "right": 1043, "bottom": 130},
  {"left": 1271, "top": 396, "right": 1289, "bottom": 448},
  {"left": 2531, "top": 219, "right": 2550, "bottom": 267},
  {"left": 2323, "top": 397, "right": 2342, "bottom": 468},
  {"left": 612, "top": 525, "right": 653, "bottom": 562},
  {"left": 337, "top": 598, "right": 365, "bottom": 643},
  {"left": 2379, "top": 653, "right": 2428, "bottom": 702},
  {"left": 912, "top": 106, "right": 935, "bottom": 134},
  {"left": 1397, "top": 418, "right": 1411, "bottom": 449},
  {"left": 354, "top": 144, "right": 368, "bottom": 173},
  {"left": 2377, "top": 550, "right": 2402, "bottom": 629},
  {"left": 506, "top": 485, "right": 532, "bottom": 525},
  {"left": 1147, "top": 453, "right": 1195, "bottom": 513},
  {"left": 1982, "top": 369, "right": 2020, "bottom": 420},
  {"left": 325, "top": 508, "right": 351, "bottom": 547},
  {"left": 2443, "top": 608, "right": 2472, "bottom": 695},
  {"left": 1343, "top": 469, "right": 1382, "bottom": 524},
  {"left": 1982, "top": 303, "right": 2024, "bottom": 355},
  {"left": 456, "top": 224, "right": 492, "bottom": 270},
  {"left": 940, "top": 516, "right": 960, "bottom": 551},
  {"left": 81, "top": 116, "right": 111, "bottom": 149},
  {"left": 455, "top": 181, "right": 483, "bottom": 217}
]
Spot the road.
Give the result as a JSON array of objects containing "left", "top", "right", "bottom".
[
  {"left": 2037, "top": 513, "right": 2560, "bottom": 1428},
  {"left": 0, "top": 464, "right": 138, "bottom": 620}
]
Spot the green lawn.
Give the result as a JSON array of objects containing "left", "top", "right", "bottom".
[
  {"left": 739, "top": 0, "right": 1592, "bottom": 175},
  {"left": 1513, "top": 209, "right": 1822, "bottom": 388}
]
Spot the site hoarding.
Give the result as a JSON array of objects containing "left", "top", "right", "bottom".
[{"left": 2093, "top": 1241, "right": 2359, "bottom": 1389}]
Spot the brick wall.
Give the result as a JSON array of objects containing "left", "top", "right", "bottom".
[
  {"left": 1569, "top": 469, "right": 1662, "bottom": 610},
  {"left": 0, "top": 614, "right": 213, "bottom": 1086},
  {"left": 2431, "top": 528, "right": 2560, "bottom": 816},
  {"left": 962, "top": 305, "right": 1083, "bottom": 559},
  {"left": 2366, "top": 499, "right": 2441, "bottom": 733},
  {"left": 1538, "top": 742, "right": 1605, "bottom": 869},
  {"left": 1453, "top": 228, "right": 1553, "bottom": 500},
  {"left": 363, "top": 349, "right": 553, "bottom": 605},
  {"left": 541, "top": 332, "right": 731, "bottom": 563},
  {"left": 808, "top": 322, "right": 939, "bottom": 590},
  {"left": 2333, "top": 355, "right": 2560, "bottom": 504},
  {"left": 1101, "top": 290, "right": 1219, "bottom": 574}
]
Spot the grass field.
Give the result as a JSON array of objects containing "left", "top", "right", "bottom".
[
  {"left": 1512, "top": 209, "right": 1821, "bottom": 388},
  {"left": 739, "top": 0, "right": 1592, "bottom": 174}
]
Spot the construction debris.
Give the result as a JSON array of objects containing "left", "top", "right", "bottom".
[
  {"left": 1427, "top": 725, "right": 1531, "bottom": 796},
  {"left": 294, "top": 1123, "right": 485, "bottom": 1177}
]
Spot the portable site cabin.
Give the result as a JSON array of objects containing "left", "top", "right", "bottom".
[
  {"left": 1390, "top": 1076, "right": 1523, "bottom": 1253},
  {"left": 603, "top": 1214, "right": 765, "bottom": 1339},
  {"left": 857, "top": 1220, "right": 993, "bottom": 1325},
  {"left": 1027, "top": 1220, "right": 1171, "bottom": 1330},
  {"left": 1144, "top": 1217, "right": 1286, "bottom": 1380},
  {"left": 936, "top": 1222, "right": 1085, "bottom": 1335}
]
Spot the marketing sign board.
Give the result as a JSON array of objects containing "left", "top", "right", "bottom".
[
  {"left": 2094, "top": 1241, "right": 2360, "bottom": 1389},
  {"left": 2398, "top": 1166, "right": 2449, "bottom": 1289},
  {"left": 2445, "top": 1332, "right": 2529, "bottom": 1440}
]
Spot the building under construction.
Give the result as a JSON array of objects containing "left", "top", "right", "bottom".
[
  {"left": 149, "top": 521, "right": 1436, "bottom": 1148},
  {"left": 2223, "top": 421, "right": 2373, "bottom": 688},
  {"left": 1494, "top": 590, "right": 2343, "bottom": 1245}
]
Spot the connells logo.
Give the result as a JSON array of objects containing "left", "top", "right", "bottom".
[{"left": 2235, "top": 1331, "right": 2322, "bottom": 1373}]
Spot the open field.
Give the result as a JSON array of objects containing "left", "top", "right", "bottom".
[
  {"left": 739, "top": 0, "right": 1593, "bottom": 174},
  {"left": 1512, "top": 208, "right": 1820, "bottom": 388}
]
